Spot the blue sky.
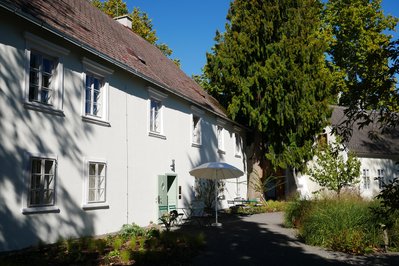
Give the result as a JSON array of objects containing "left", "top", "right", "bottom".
[{"left": 127, "top": 0, "right": 399, "bottom": 77}]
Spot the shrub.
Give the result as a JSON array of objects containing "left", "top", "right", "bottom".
[
  {"left": 301, "top": 199, "right": 380, "bottom": 254},
  {"left": 230, "top": 200, "right": 288, "bottom": 215},
  {"left": 119, "top": 223, "right": 146, "bottom": 240},
  {"left": 284, "top": 197, "right": 393, "bottom": 254},
  {"left": 113, "top": 237, "right": 123, "bottom": 251},
  {"left": 284, "top": 198, "right": 312, "bottom": 228}
]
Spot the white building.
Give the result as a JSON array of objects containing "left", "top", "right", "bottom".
[
  {"left": 295, "top": 106, "right": 399, "bottom": 199},
  {"left": 0, "top": 0, "right": 247, "bottom": 252}
]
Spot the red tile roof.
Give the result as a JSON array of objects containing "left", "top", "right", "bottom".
[{"left": 2, "top": 0, "right": 227, "bottom": 117}]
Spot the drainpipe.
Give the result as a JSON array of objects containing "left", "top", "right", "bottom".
[{"left": 125, "top": 92, "right": 129, "bottom": 224}]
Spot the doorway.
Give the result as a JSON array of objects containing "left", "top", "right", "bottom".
[{"left": 158, "top": 174, "right": 178, "bottom": 219}]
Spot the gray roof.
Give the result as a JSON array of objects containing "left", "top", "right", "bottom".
[{"left": 331, "top": 106, "right": 399, "bottom": 157}]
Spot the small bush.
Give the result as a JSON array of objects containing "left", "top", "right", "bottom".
[
  {"left": 120, "top": 249, "right": 131, "bottom": 263},
  {"left": 230, "top": 200, "right": 287, "bottom": 215},
  {"left": 119, "top": 223, "right": 146, "bottom": 240},
  {"left": 284, "top": 196, "right": 392, "bottom": 254},
  {"left": 113, "top": 237, "right": 123, "bottom": 251},
  {"left": 129, "top": 236, "right": 137, "bottom": 251}
]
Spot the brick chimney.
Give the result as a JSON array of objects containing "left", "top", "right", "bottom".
[{"left": 114, "top": 15, "right": 132, "bottom": 29}]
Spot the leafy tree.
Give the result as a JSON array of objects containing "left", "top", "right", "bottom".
[
  {"left": 91, "top": 0, "right": 128, "bottom": 17},
  {"left": 307, "top": 138, "right": 361, "bottom": 196},
  {"left": 325, "top": 0, "right": 399, "bottom": 134},
  {"left": 205, "top": 0, "right": 334, "bottom": 169},
  {"left": 91, "top": 0, "right": 179, "bottom": 62}
]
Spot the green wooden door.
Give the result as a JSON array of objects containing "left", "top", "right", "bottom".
[
  {"left": 158, "top": 174, "right": 178, "bottom": 220},
  {"left": 158, "top": 175, "right": 168, "bottom": 218},
  {"left": 167, "top": 175, "right": 177, "bottom": 211}
]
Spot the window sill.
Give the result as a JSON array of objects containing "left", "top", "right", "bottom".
[
  {"left": 82, "top": 115, "right": 111, "bottom": 127},
  {"left": 191, "top": 143, "right": 202, "bottom": 148},
  {"left": 82, "top": 203, "right": 109, "bottom": 210},
  {"left": 148, "top": 131, "right": 166, "bottom": 140},
  {"left": 22, "top": 206, "right": 60, "bottom": 214},
  {"left": 24, "top": 102, "right": 65, "bottom": 117}
]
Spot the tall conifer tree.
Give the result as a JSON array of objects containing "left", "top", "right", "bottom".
[{"left": 205, "top": 0, "right": 333, "bottom": 169}]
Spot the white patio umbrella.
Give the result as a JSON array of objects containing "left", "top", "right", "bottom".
[{"left": 189, "top": 162, "right": 244, "bottom": 226}]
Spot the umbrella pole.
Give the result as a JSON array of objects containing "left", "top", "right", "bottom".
[{"left": 215, "top": 179, "right": 218, "bottom": 224}]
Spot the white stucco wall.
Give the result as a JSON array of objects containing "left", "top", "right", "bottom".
[{"left": 0, "top": 13, "right": 247, "bottom": 251}]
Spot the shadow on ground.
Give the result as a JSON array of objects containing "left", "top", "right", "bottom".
[{"left": 176, "top": 212, "right": 399, "bottom": 266}]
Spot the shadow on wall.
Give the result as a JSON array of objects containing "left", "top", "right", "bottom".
[
  {"left": 0, "top": 18, "right": 97, "bottom": 251},
  {"left": 184, "top": 120, "right": 248, "bottom": 209}
]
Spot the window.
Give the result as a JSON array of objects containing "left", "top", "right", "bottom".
[
  {"left": 378, "top": 169, "right": 385, "bottom": 189},
  {"left": 29, "top": 52, "right": 55, "bottom": 104},
  {"left": 192, "top": 115, "right": 201, "bottom": 146},
  {"left": 235, "top": 133, "right": 242, "bottom": 157},
  {"left": 87, "top": 162, "right": 106, "bottom": 203},
  {"left": 85, "top": 74, "right": 103, "bottom": 117},
  {"left": 150, "top": 99, "right": 162, "bottom": 133},
  {"left": 217, "top": 125, "right": 224, "bottom": 152},
  {"left": 83, "top": 160, "right": 108, "bottom": 209},
  {"left": 24, "top": 32, "right": 69, "bottom": 115},
  {"left": 82, "top": 57, "right": 113, "bottom": 126},
  {"left": 148, "top": 87, "right": 167, "bottom": 138},
  {"left": 28, "top": 157, "right": 56, "bottom": 207},
  {"left": 362, "top": 169, "right": 370, "bottom": 190}
]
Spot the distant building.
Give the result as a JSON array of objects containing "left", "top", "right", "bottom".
[{"left": 295, "top": 106, "right": 399, "bottom": 199}]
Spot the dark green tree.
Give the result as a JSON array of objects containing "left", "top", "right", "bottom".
[
  {"left": 325, "top": 0, "right": 398, "bottom": 132},
  {"left": 205, "top": 0, "right": 334, "bottom": 169}
]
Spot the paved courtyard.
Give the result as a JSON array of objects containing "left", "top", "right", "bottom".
[{"left": 185, "top": 212, "right": 399, "bottom": 266}]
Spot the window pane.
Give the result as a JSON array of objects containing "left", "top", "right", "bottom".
[
  {"left": 89, "top": 175, "right": 95, "bottom": 189},
  {"left": 44, "top": 160, "right": 54, "bottom": 174},
  {"left": 44, "top": 174, "right": 54, "bottom": 189},
  {"left": 98, "top": 164, "right": 105, "bottom": 175},
  {"left": 89, "top": 163, "right": 96, "bottom": 175},
  {"left": 31, "top": 159, "right": 41, "bottom": 174},
  {"left": 31, "top": 174, "right": 41, "bottom": 189},
  {"left": 30, "top": 191, "right": 40, "bottom": 205},
  {"left": 97, "top": 188, "right": 105, "bottom": 201},
  {"left": 30, "top": 53, "right": 40, "bottom": 69},
  {"left": 41, "top": 88, "right": 52, "bottom": 104},
  {"left": 43, "top": 189, "right": 54, "bottom": 204},
  {"left": 29, "top": 70, "right": 39, "bottom": 85},
  {"left": 42, "top": 74, "right": 51, "bottom": 89},
  {"left": 89, "top": 189, "right": 95, "bottom": 202},
  {"left": 42, "top": 58, "right": 54, "bottom": 74}
]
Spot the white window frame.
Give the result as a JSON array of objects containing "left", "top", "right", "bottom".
[
  {"left": 362, "top": 169, "right": 370, "bottom": 190},
  {"left": 192, "top": 115, "right": 202, "bottom": 146},
  {"left": 234, "top": 132, "right": 243, "bottom": 157},
  {"left": 377, "top": 169, "right": 385, "bottom": 189},
  {"left": 217, "top": 125, "right": 225, "bottom": 153},
  {"left": 191, "top": 106, "right": 204, "bottom": 147},
  {"left": 23, "top": 32, "right": 69, "bottom": 116},
  {"left": 22, "top": 152, "right": 59, "bottom": 214},
  {"left": 148, "top": 87, "right": 167, "bottom": 139},
  {"left": 82, "top": 57, "right": 113, "bottom": 127},
  {"left": 82, "top": 158, "right": 109, "bottom": 210}
]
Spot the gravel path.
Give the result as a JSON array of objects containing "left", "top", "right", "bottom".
[{"left": 190, "top": 212, "right": 399, "bottom": 266}]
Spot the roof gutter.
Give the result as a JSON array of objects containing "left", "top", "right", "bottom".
[{"left": 0, "top": 1, "right": 245, "bottom": 130}]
